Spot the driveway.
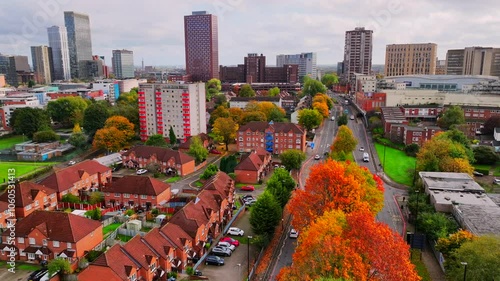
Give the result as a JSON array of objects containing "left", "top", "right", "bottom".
[{"left": 0, "top": 268, "right": 35, "bottom": 281}]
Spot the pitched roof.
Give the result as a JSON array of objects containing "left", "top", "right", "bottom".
[
  {"left": 39, "top": 160, "right": 111, "bottom": 193},
  {"left": 78, "top": 265, "right": 123, "bottom": 281},
  {"left": 179, "top": 133, "right": 211, "bottom": 149},
  {"left": 92, "top": 244, "right": 141, "bottom": 280},
  {"left": 168, "top": 206, "right": 201, "bottom": 239},
  {"left": 0, "top": 181, "right": 56, "bottom": 208},
  {"left": 122, "top": 235, "right": 158, "bottom": 269},
  {"left": 2, "top": 210, "right": 101, "bottom": 243},
  {"left": 160, "top": 223, "right": 193, "bottom": 249},
  {"left": 230, "top": 96, "right": 280, "bottom": 102},
  {"left": 142, "top": 228, "right": 175, "bottom": 259},
  {"left": 235, "top": 152, "right": 263, "bottom": 171},
  {"left": 0, "top": 201, "right": 9, "bottom": 212},
  {"left": 202, "top": 172, "right": 234, "bottom": 198},
  {"left": 122, "top": 145, "right": 195, "bottom": 164},
  {"left": 238, "top": 121, "right": 304, "bottom": 134},
  {"left": 104, "top": 176, "right": 170, "bottom": 196}
]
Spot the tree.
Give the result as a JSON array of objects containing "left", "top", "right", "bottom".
[
  {"left": 298, "top": 109, "right": 323, "bottom": 131},
  {"left": 445, "top": 235, "right": 500, "bottom": 281},
  {"left": 103, "top": 116, "right": 135, "bottom": 141},
  {"left": 10, "top": 107, "right": 51, "bottom": 138},
  {"left": 436, "top": 230, "right": 476, "bottom": 259},
  {"left": 249, "top": 191, "right": 282, "bottom": 236},
  {"left": 482, "top": 115, "right": 500, "bottom": 135},
  {"left": 268, "top": 87, "right": 280, "bottom": 97},
  {"left": 110, "top": 103, "right": 139, "bottom": 133},
  {"left": 27, "top": 80, "right": 35, "bottom": 88},
  {"left": 241, "top": 111, "right": 267, "bottom": 125},
  {"left": 206, "top": 78, "right": 222, "bottom": 101},
  {"left": 83, "top": 101, "right": 110, "bottom": 137},
  {"left": 271, "top": 168, "right": 296, "bottom": 191},
  {"left": 88, "top": 192, "right": 104, "bottom": 205},
  {"left": 279, "top": 149, "right": 306, "bottom": 171},
  {"left": 188, "top": 136, "right": 209, "bottom": 164},
  {"left": 437, "top": 105, "right": 465, "bottom": 129},
  {"left": 145, "top": 134, "right": 168, "bottom": 147},
  {"left": 268, "top": 107, "right": 286, "bottom": 122},
  {"left": 220, "top": 155, "right": 238, "bottom": 173},
  {"left": 68, "top": 132, "right": 87, "bottom": 149},
  {"left": 303, "top": 79, "right": 326, "bottom": 96},
  {"left": 330, "top": 125, "right": 357, "bottom": 159},
  {"left": 214, "top": 94, "right": 227, "bottom": 107},
  {"left": 473, "top": 145, "right": 499, "bottom": 165},
  {"left": 337, "top": 114, "right": 348, "bottom": 126},
  {"left": 288, "top": 159, "right": 384, "bottom": 231},
  {"left": 117, "top": 91, "right": 138, "bottom": 106},
  {"left": 168, "top": 126, "right": 177, "bottom": 145},
  {"left": 48, "top": 258, "right": 72, "bottom": 276},
  {"left": 266, "top": 178, "right": 292, "bottom": 208},
  {"left": 404, "top": 143, "right": 420, "bottom": 157},
  {"left": 312, "top": 102, "right": 329, "bottom": 118},
  {"left": 417, "top": 212, "right": 458, "bottom": 241},
  {"left": 33, "top": 130, "right": 60, "bottom": 142},
  {"left": 46, "top": 96, "right": 88, "bottom": 127},
  {"left": 313, "top": 93, "right": 333, "bottom": 110},
  {"left": 61, "top": 194, "right": 80, "bottom": 203},
  {"left": 209, "top": 105, "right": 230, "bottom": 125},
  {"left": 92, "top": 127, "right": 127, "bottom": 152},
  {"left": 238, "top": 84, "right": 255, "bottom": 97},
  {"left": 85, "top": 208, "right": 102, "bottom": 220},
  {"left": 200, "top": 164, "right": 219, "bottom": 180},
  {"left": 321, "top": 73, "right": 339, "bottom": 89},
  {"left": 212, "top": 117, "right": 238, "bottom": 151},
  {"left": 228, "top": 107, "right": 244, "bottom": 124}
]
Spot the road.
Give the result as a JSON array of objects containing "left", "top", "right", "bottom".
[{"left": 269, "top": 92, "right": 408, "bottom": 280}]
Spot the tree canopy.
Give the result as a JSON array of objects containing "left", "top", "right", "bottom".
[
  {"left": 46, "top": 96, "right": 88, "bottom": 127},
  {"left": 206, "top": 78, "right": 222, "bottom": 101},
  {"left": 330, "top": 125, "right": 358, "bottom": 160},
  {"left": 238, "top": 84, "right": 256, "bottom": 97},
  {"left": 298, "top": 109, "right": 323, "bottom": 131},
  {"left": 437, "top": 105, "right": 465, "bottom": 129},
  {"left": 279, "top": 149, "right": 306, "bottom": 171},
  {"left": 268, "top": 87, "right": 280, "bottom": 97},
  {"left": 303, "top": 79, "right": 326, "bottom": 96},
  {"left": 321, "top": 73, "right": 339, "bottom": 89},
  {"left": 212, "top": 117, "right": 238, "bottom": 151},
  {"left": 145, "top": 134, "right": 168, "bottom": 147},
  {"left": 83, "top": 101, "right": 110, "bottom": 137},
  {"left": 10, "top": 107, "right": 51, "bottom": 138},
  {"left": 249, "top": 191, "right": 282, "bottom": 237},
  {"left": 188, "top": 136, "right": 208, "bottom": 164},
  {"left": 169, "top": 126, "right": 177, "bottom": 145}
]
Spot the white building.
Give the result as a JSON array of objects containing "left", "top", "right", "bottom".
[
  {"left": 118, "top": 79, "right": 139, "bottom": 94},
  {"left": 92, "top": 80, "right": 119, "bottom": 104},
  {"left": 276, "top": 52, "right": 317, "bottom": 80},
  {"left": 138, "top": 83, "right": 206, "bottom": 142},
  {"left": 384, "top": 75, "right": 498, "bottom": 92},
  {"left": 354, "top": 73, "right": 376, "bottom": 93},
  {"left": 47, "top": 26, "right": 71, "bottom": 81},
  {"left": 0, "top": 94, "right": 42, "bottom": 130}
]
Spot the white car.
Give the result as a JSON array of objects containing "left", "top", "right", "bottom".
[
  {"left": 494, "top": 178, "right": 500, "bottom": 185},
  {"left": 217, "top": 241, "right": 236, "bottom": 251},
  {"left": 359, "top": 147, "right": 365, "bottom": 151},
  {"left": 136, "top": 169, "right": 148, "bottom": 175},
  {"left": 289, "top": 229, "right": 299, "bottom": 238},
  {"left": 314, "top": 154, "right": 320, "bottom": 160},
  {"left": 227, "top": 227, "right": 244, "bottom": 236},
  {"left": 68, "top": 160, "right": 76, "bottom": 165}
]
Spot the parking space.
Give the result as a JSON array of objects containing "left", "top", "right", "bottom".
[{"left": 0, "top": 268, "right": 35, "bottom": 281}]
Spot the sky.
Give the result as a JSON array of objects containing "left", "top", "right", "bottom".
[{"left": 1, "top": 0, "right": 500, "bottom": 67}]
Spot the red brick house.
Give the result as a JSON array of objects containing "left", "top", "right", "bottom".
[
  {"left": 237, "top": 121, "right": 306, "bottom": 154},
  {"left": 0, "top": 181, "right": 57, "bottom": 219},
  {"left": 178, "top": 133, "right": 211, "bottom": 152},
  {"left": 355, "top": 92, "right": 386, "bottom": 111},
  {"left": 103, "top": 176, "right": 172, "bottom": 210},
  {"left": 0, "top": 211, "right": 103, "bottom": 268},
  {"left": 234, "top": 148, "right": 272, "bottom": 183},
  {"left": 39, "top": 160, "right": 112, "bottom": 200},
  {"left": 142, "top": 228, "right": 179, "bottom": 275},
  {"left": 0, "top": 201, "right": 12, "bottom": 230},
  {"left": 159, "top": 223, "right": 195, "bottom": 271},
  {"left": 80, "top": 244, "right": 140, "bottom": 281},
  {"left": 122, "top": 235, "right": 161, "bottom": 281},
  {"left": 121, "top": 146, "right": 195, "bottom": 176}
]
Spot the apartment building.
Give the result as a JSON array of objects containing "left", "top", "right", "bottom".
[
  {"left": 276, "top": 52, "right": 317, "bottom": 80},
  {"left": 237, "top": 121, "right": 306, "bottom": 154},
  {"left": 31, "top": 46, "right": 54, "bottom": 84},
  {"left": 343, "top": 27, "right": 373, "bottom": 82},
  {"left": 384, "top": 43, "right": 437, "bottom": 76},
  {"left": 0, "top": 93, "right": 42, "bottom": 130},
  {"left": 445, "top": 47, "right": 500, "bottom": 77},
  {"left": 138, "top": 83, "right": 206, "bottom": 142}
]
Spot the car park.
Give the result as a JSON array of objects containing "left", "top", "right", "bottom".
[
  {"left": 314, "top": 154, "right": 320, "bottom": 160},
  {"left": 205, "top": 255, "right": 225, "bottom": 266},
  {"left": 227, "top": 227, "right": 244, "bottom": 236},
  {"left": 136, "top": 169, "right": 148, "bottom": 175},
  {"left": 289, "top": 229, "right": 299, "bottom": 238},
  {"left": 211, "top": 246, "right": 232, "bottom": 257},
  {"left": 240, "top": 185, "right": 255, "bottom": 191},
  {"left": 217, "top": 241, "right": 236, "bottom": 251},
  {"left": 220, "top": 237, "right": 240, "bottom": 246}
]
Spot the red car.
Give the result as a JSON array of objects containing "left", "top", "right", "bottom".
[
  {"left": 210, "top": 149, "right": 222, "bottom": 154},
  {"left": 240, "top": 185, "right": 255, "bottom": 191},
  {"left": 220, "top": 237, "right": 240, "bottom": 246}
]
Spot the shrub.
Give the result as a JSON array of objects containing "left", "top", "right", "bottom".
[
  {"left": 151, "top": 208, "right": 159, "bottom": 215},
  {"left": 404, "top": 143, "right": 420, "bottom": 157},
  {"left": 61, "top": 194, "right": 80, "bottom": 203},
  {"left": 228, "top": 173, "right": 236, "bottom": 179},
  {"left": 125, "top": 209, "right": 135, "bottom": 216},
  {"left": 186, "top": 266, "right": 194, "bottom": 275}
]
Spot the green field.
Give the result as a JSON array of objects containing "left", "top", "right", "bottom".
[
  {"left": 375, "top": 143, "right": 416, "bottom": 186},
  {"left": 0, "top": 162, "right": 56, "bottom": 181},
  {"left": 165, "top": 176, "right": 181, "bottom": 183},
  {"left": 0, "top": 135, "right": 26, "bottom": 150},
  {"left": 103, "top": 222, "right": 122, "bottom": 235}
]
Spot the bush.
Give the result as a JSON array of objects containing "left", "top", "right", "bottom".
[
  {"left": 61, "top": 194, "right": 80, "bottom": 203},
  {"left": 228, "top": 173, "right": 236, "bottom": 179},
  {"left": 125, "top": 209, "right": 135, "bottom": 216},
  {"left": 186, "top": 266, "right": 194, "bottom": 275},
  {"left": 86, "top": 250, "right": 104, "bottom": 262},
  {"left": 168, "top": 272, "right": 178, "bottom": 279},
  {"left": 404, "top": 143, "right": 420, "bottom": 157},
  {"left": 33, "top": 130, "right": 60, "bottom": 143},
  {"left": 151, "top": 208, "right": 159, "bottom": 215}
]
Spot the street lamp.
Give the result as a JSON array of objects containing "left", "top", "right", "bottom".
[
  {"left": 247, "top": 236, "right": 253, "bottom": 281},
  {"left": 281, "top": 218, "right": 284, "bottom": 229},
  {"left": 383, "top": 144, "right": 386, "bottom": 172},
  {"left": 461, "top": 262, "right": 467, "bottom": 281}
]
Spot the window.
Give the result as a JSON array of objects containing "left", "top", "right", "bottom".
[
  {"left": 28, "top": 253, "right": 35, "bottom": 260},
  {"left": 152, "top": 196, "right": 156, "bottom": 199},
  {"left": 134, "top": 194, "right": 138, "bottom": 198},
  {"left": 67, "top": 243, "right": 72, "bottom": 249},
  {"left": 18, "top": 237, "right": 24, "bottom": 244},
  {"left": 29, "top": 238, "right": 35, "bottom": 245},
  {"left": 53, "top": 241, "right": 60, "bottom": 248},
  {"left": 115, "top": 193, "right": 121, "bottom": 197},
  {"left": 42, "top": 239, "right": 47, "bottom": 246},
  {"left": 35, "top": 201, "right": 39, "bottom": 207},
  {"left": 141, "top": 195, "right": 147, "bottom": 199},
  {"left": 25, "top": 204, "right": 32, "bottom": 211},
  {"left": 124, "top": 193, "right": 130, "bottom": 198}
]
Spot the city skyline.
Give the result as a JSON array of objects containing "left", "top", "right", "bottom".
[{"left": 1, "top": 0, "right": 500, "bottom": 67}]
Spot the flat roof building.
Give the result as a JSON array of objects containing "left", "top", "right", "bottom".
[{"left": 385, "top": 43, "right": 437, "bottom": 77}]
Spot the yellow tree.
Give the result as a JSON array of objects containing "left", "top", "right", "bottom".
[
  {"left": 330, "top": 125, "right": 358, "bottom": 159},
  {"left": 92, "top": 127, "right": 126, "bottom": 152},
  {"left": 313, "top": 102, "right": 329, "bottom": 118},
  {"left": 103, "top": 116, "right": 135, "bottom": 141},
  {"left": 228, "top": 107, "right": 244, "bottom": 124},
  {"left": 212, "top": 117, "right": 239, "bottom": 151}
]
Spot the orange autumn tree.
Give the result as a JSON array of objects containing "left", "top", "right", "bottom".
[{"left": 278, "top": 208, "right": 420, "bottom": 281}]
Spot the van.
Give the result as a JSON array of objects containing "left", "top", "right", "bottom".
[{"left": 363, "top": 153, "right": 369, "bottom": 162}]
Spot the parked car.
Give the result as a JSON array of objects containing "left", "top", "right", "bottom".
[
  {"left": 217, "top": 241, "right": 236, "bottom": 251},
  {"left": 331, "top": 116, "right": 335, "bottom": 121},
  {"left": 220, "top": 237, "right": 240, "bottom": 246},
  {"left": 242, "top": 194, "right": 255, "bottom": 200},
  {"left": 243, "top": 198, "right": 257, "bottom": 206},
  {"left": 28, "top": 269, "right": 48, "bottom": 281},
  {"left": 473, "top": 171, "right": 484, "bottom": 177},
  {"left": 314, "top": 154, "right": 320, "bottom": 160},
  {"left": 494, "top": 178, "right": 500, "bottom": 185},
  {"left": 205, "top": 255, "right": 225, "bottom": 266},
  {"left": 68, "top": 160, "right": 76, "bottom": 166},
  {"left": 350, "top": 115, "right": 355, "bottom": 120},
  {"left": 211, "top": 246, "right": 232, "bottom": 257},
  {"left": 241, "top": 185, "right": 255, "bottom": 191},
  {"left": 289, "top": 228, "right": 299, "bottom": 238},
  {"left": 227, "top": 227, "right": 244, "bottom": 236},
  {"left": 136, "top": 169, "right": 148, "bottom": 175},
  {"left": 209, "top": 149, "right": 222, "bottom": 154}
]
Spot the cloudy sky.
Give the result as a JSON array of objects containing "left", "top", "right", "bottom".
[{"left": 1, "top": 0, "right": 499, "bottom": 67}]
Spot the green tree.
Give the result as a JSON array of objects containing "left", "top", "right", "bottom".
[
  {"left": 85, "top": 208, "right": 102, "bottom": 220},
  {"left": 298, "top": 109, "right": 323, "bottom": 131},
  {"left": 200, "top": 164, "right": 219, "bottom": 180},
  {"left": 188, "top": 136, "right": 209, "bottom": 164},
  {"left": 303, "top": 78, "right": 326, "bottom": 96},
  {"left": 238, "top": 84, "right": 256, "bottom": 97},
  {"left": 48, "top": 258, "right": 72, "bottom": 276},
  {"left": 437, "top": 105, "right": 465, "bottom": 129},
  {"left": 220, "top": 155, "right": 238, "bottom": 173},
  {"left": 473, "top": 145, "right": 499, "bottom": 165},
  {"left": 145, "top": 134, "right": 168, "bottom": 147},
  {"left": 417, "top": 212, "right": 458, "bottom": 241},
  {"left": 271, "top": 168, "right": 296, "bottom": 191},
  {"left": 330, "top": 125, "right": 357, "bottom": 158},
  {"left": 209, "top": 105, "right": 230, "bottom": 125},
  {"left": 61, "top": 194, "right": 80, "bottom": 203},
  {"left": 10, "top": 107, "right": 51, "bottom": 138},
  {"left": 46, "top": 96, "right": 88, "bottom": 127},
  {"left": 268, "top": 87, "right": 280, "bottom": 97},
  {"left": 337, "top": 114, "right": 348, "bottom": 126},
  {"left": 169, "top": 126, "right": 177, "bottom": 145},
  {"left": 249, "top": 191, "right": 282, "bottom": 236},
  {"left": 266, "top": 177, "right": 292, "bottom": 208},
  {"left": 241, "top": 111, "right": 267, "bottom": 125},
  {"left": 404, "top": 143, "right": 420, "bottom": 157},
  {"left": 212, "top": 117, "right": 238, "bottom": 151},
  {"left": 268, "top": 107, "right": 286, "bottom": 122},
  {"left": 321, "top": 73, "right": 339, "bottom": 89},
  {"left": 68, "top": 132, "right": 88, "bottom": 149},
  {"left": 206, "top": 78, "right": 222, "bottom": 101},
  {"left": 117, "top": 91, "right": 138, "bottom": 106},
  {"left": 279, "top": 149, "right": 306, "bottom": 171},
  {"left": 83, "top": 101, "right": 110, "bottom": 137},
  {"left": 214, "top": 94, "right": 227, "bottom": 107},
  {"left": 27, "top": 80, "right": 35, "bottom": 88},
  {"left": 88, "top": 192, "right": 104, "bottom": 204},
  {"left": 33, "top": 130, "right": 60, "bottom": 142},
  {"left": 110, "top": 103, "right": 139, "bottom": 133}
]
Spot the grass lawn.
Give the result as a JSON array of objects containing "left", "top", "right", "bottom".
[
  {"left": 116, "top": 234, "right": 132, "bottom": 242},
  {"left": 0, "top": 135, "right": 26, "bottom": 150},
  {"left": 16, "top": 263, "right": 42, "bottom": 271},
  {"left": 411, "top": 249, "right": 432, "bottom": 281},
  {"left": 235, "top": 183, "right": 262, "bottom": 189},
  {"left": 165, "top": 176, "right": 181, "bottom": 183},
  {"left": 494, "top": 166, "right": 500, "bottom": 176},
  {"left": 103, "top": 222, "right": 122, "bottom": 236},
  {"left": 194, "top": 181, "right": 203, "bottom": 187},
  {"left": 375, "top": 143, "right": 416, "bottom": 186},
  {"left": 0, "top": 161, "right": 57, "bottom": 180}
]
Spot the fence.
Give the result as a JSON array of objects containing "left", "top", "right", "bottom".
[
  {"left": 117, "top": 228, "right": 146, "bottom": 237},
  {"left": 428, "top": 240, "right": 446, "bottom": 272},
  {"left": 57, "top": 202, "right": 104, "bottom": 211}
]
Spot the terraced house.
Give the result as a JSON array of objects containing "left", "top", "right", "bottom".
[{"left": 0, "top": 181, "right": 58, "bottom": 218}]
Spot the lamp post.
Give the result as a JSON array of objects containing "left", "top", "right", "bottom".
[
  {"left": 461, "top": 262, "right": 467, "bottom": 281},
  {"left": 281, "top": 218, "right": 284, "bottom": 229},
  {"left": 247, "top": 235, "right": 253, "bottom": 281},
  {"left": 383, "top": 144, "right": 386, "bottom": 172},
  {"left": 415, "top": 190, "right": 419, "bottom": 235},
  {"left": 413, "top": 160, "right": 418, "bottom": 187}
]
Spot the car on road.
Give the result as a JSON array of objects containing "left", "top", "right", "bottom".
[
  {"left": 217, "top": 241, "right": 236, "bottom": 251},
  {"left": 350, "top": 115, "right": 355, "bottom": 120},
  {"left": 68, "top": 160, "right": 76, "bottom": 165},
  {"left": 359, "top": 146, "right": 365, "bottom": 151},
  {"left": 227, "top": 227, "right": 244, "bottom": 236},
  {"left": 494, "top": 178, "right": 500, "bottom": 185},
  {"left": 314, "top": 154, "right": 320, "bottom": 160},
  {"left": 136, "top": 169, "right": 148, "bottom": 175},
  {"left": 240, "top": 185, "right": 255, "bottom": 191},
  {"left": 211, "top": 246, "right": 232, "bottom": 257},
  {"left": 209, "top": 149, "right": 222, "bottom": 154},
  {"left": 205, "top": 255, "right": 225, "bottom": 266},
  {"left": 289, "top": 229, "right": 299, "bottom": 238},
  {"left": 473, "top": 171, "right": 484, "bottom": 177},
  {"left": 220, "top": 237, "right": 240, "bottom": 246}
]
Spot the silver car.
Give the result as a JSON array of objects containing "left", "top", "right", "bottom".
[{"left": 211, "top": 246, "right": 232, "bottom": 257}]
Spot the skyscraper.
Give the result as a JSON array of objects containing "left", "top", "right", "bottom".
[
  {"left": 343, "top": 27, "right": 373, "bottom": 82},
  {"left": 31, "top": 46, "right": 54, "bottom": 84},
  {"left": 47, "top": 26, "right": 71, "bottom": 81},
  {"left": 64, "top": 11, "right": 93, "bottom": 79},
  {"left": 276, "top": 52, "right": 317, "bottom": 80},
  {"left": 184, "top": 11, "right": 219, "bottom": 81},
  {"left": 112, "top": 49, "right": 134, "bottom": 79},
  {"left": 445, "top": 47, "right": 500, "bottom": 77},
  {"left": 384, "top": 43, "right": 437, "bottom": 76}
]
